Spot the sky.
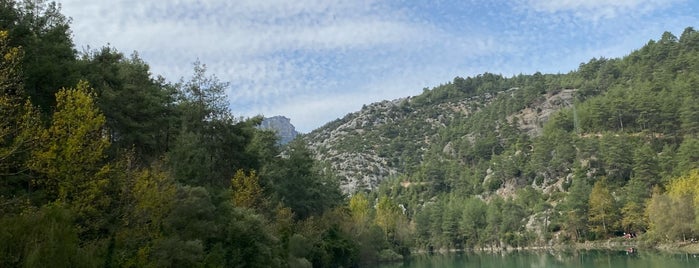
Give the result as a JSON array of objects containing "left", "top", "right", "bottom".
[{"left": 56, "top": 0, "right": 699, "bottom": 133}]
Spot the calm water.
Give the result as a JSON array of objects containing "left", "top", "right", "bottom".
[{"left": 380, "top": 250, "right": 699, "bottom": 268}]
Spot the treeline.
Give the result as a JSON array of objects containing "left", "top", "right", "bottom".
[
  {"left": 0, "top": 1, "right": 401, "bottom": 266},
  {"left": 3, "top": 0, "right": 699, "bottom": 265},
  {"left": 368, "top": 27, "right": 699, "bottom": 250}
]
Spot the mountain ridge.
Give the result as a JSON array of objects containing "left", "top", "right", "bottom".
[
  {"left": 301, "top": 27, "right": 699, "bottom": 250},
  {"left": 305, "top": 80, "right": 577, "bottom": 194}
]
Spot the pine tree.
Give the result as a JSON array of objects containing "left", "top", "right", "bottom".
[{"left": 564, "top": 175, "right": 591, "bottom": 241}]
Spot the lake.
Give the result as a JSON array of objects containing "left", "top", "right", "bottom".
[{"left": 379, "top": 249, "right": 699, "bottom": 268}]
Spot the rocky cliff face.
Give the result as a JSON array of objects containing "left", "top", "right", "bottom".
[
  {"left": 508, "top": 89, "right": 576, "bottom": 137},
  {"left": 260, "top": 116, "right": 299, "bottom": 145},
  {"left": 305, "top": 87, "right": 574, "bottom": 194}
]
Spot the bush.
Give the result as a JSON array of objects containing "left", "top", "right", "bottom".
[{"left": 378, "top": 249, "right": 403, "bottom": 262}]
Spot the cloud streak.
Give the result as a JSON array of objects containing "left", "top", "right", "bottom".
[
  {"left": 58, "top": 0, "right": 699, "bottom": 132},
  {"left": 523, "top": 0, "right": 682, "bottom": 21}
]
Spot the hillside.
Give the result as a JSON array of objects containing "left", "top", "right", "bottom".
[
  {"left": 306, "top": 85, "right": 577, "bottom": 193},
  {"left": 306, "top": 28, "right": 699, "bottom": 249},
  {"left": 2, "top": 1, "right": 699, "bottom": 264}
]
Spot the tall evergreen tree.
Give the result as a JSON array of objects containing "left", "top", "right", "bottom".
[
  {"left": 563, "top": 176, "right": 591, "bottom": 241},
  {"left": 1, "top": 0, "right": 78, "bottom": 112}
]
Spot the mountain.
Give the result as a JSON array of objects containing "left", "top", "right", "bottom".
[
  {"left": 305, "top": 77, "right": 576, "bottom": 193},
  {"left": 302, "top": 28, "right": 699, "bottom": 249},
  {"left": 260, "top": 116, "right": 299, "bottom": 144},
  {"left": 306, "top": 29, "right": 699, "bottom": 197}
]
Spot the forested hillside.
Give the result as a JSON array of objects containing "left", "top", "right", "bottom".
[
  {"left": 2, "top": 1, "right": 699, "bottom": 267},
  {"left": 0, "top": 1, "right": 365, "bottom": 266},
  {"left": 306, "top": 28, "right": 699, "bottom": 249}
]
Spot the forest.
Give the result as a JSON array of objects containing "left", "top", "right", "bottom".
[
  {"left": 343, "top": 26, "right": 699, "bottom": 251},
  {"left": 1, "top": 0, "right": 699, "bottom": 267},
  {"left": 0, "top": 1, "right": 359, "bottom": 267}
]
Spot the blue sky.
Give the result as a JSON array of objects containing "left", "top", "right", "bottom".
[{"left": 57, "top": 0, "right": 699, "bottom": 133}]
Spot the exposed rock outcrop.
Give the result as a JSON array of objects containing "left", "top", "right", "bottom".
[{"left": 260, "top": 116, "right": 299, "bottom": 144}]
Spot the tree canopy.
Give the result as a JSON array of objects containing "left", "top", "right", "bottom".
[{"left": 2, "top": 0, "right": 699, "bottom": 265}]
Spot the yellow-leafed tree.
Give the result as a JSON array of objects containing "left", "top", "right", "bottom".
[
  {"left": 231, "top": 169, "right": 265, "bottom": 210},
  {"left": 28, "top": 80, "right": 110, "bottom": 210},
  {"left": 349, "top": 192, "right": 371, "bottom": 231},
  {"left": 0, "top": 30, "right": 42, "bottom": 206},
  {"left": 588, "top": 178, "right": 619, "bottom": 238},
  {"left": 646, "top": 169, "right": 699, "bottom": 241}
]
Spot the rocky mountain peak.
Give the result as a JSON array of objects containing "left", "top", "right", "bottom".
[{"left": 260, "top": 116, "right": 299, "bottom": 144}]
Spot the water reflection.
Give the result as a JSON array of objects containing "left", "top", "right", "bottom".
[{"left": 380, "top": 249, "right": 699, "bottom": 268}]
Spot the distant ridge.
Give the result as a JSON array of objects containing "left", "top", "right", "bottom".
[{"left": 260, "top": 116, "right": 299, "bottom": 145}]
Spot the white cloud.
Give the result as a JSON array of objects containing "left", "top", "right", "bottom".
[
  {"left": 55, "top": 0, "right": 699, "bottom": 132},
  {"left": 62, "top": 0, "right": 426, "bottom": 59},
  {"left": 243, "top": 60, "right": 459, "bottom": 132},
  {"left": 57, "top": 0, "right": 436, "bottom": 126},
  {"left": 523, "top": 0, "right": 681, "bottom": 21}
]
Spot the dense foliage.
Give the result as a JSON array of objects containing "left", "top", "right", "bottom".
[
  {"left": 2, "top": 1, "right": 699, "bottom": 266},
  {"left": 308, "top": 25, "right": 699, "bottom": 250},
  {"left": 0, "top": 1, "right": 392, "bottom": 266}
]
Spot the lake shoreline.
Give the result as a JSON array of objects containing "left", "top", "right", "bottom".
[
  {"left": 411, "top": 239, "right": 699, "bottom": 255},
  {"left": 383, "top": 246, "right": 699, "bottom": 268}
]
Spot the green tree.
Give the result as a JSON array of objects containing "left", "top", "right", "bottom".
[
  {"left": 588, "top": 179, "right": 618, "bottom": 238},
  {"left": 168, "top": 62, "right": 258, "bottom": 187},
  {"left": 563, "top": 176, "right": 591, "bottom": 241},
  {"left": 484, "top": 197, "right": 504, "bottom": 247},
  {"left": 440, "top": 197, "right": 462, "bottom": 247},
  {"left": 632, "top": 143, "right": 660, "bottom": 190},
  {"left": 0, "top": 204, "right": 100, "bottom": 267},
  {"left": 414, "top": 204, "right": 435, "bottom": 247},
  {"left": 676, "top": 138, "right": 699, "bottom": 176},
  {"left": 1, "top": 0, "right": 78, "bottom": 112},
  {"left": 621, "top": 201, "right": 645, "bottom": 234},
  {"left": 245, "top": 129, "right": 281, "bottom": 171},
  {"left": 79, "top": 48, "right": 176, "bottom": 161},
  {"left": 621, "top": 178, "right": 649, "bottom": 233},
  {"left": 223, "top": 207, "right": 283, "bottom": 268},
  {"left": 460, "top": 197, "right": 486, "bottom": 247},
  {"left": 0, "top": 30, "right": 41, "bottom": 201},
  {"left": 164, "top": 186, "right": 217, "bottom": 242},
  {"left": 600, "top": 135, "right": 634, "bottom": 186},
  {"left": 500, "top": 199, "right": 527, "bottom": 247},
  {"left": 264, "top": 139, "right": 342, "bottom": 219},
  {"left": 658, "top": 144, "right": 677, "bottom": 181},
  {"left": 679, "top": 27, "right": 699, "bottom": 50},
  {"left": 680, "top": 97, "right": 699, "bottom": 137}
]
